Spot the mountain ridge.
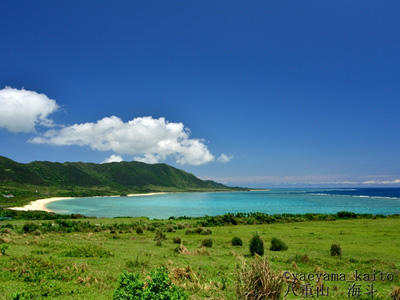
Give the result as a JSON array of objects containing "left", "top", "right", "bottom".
[
  {"left": 0, "top": 155, "right": 245, "bottom": 208},
  {"left": 0, "top": 155, "right": 234, "bottom": 190}
]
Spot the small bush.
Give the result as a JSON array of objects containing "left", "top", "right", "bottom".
[
  {"left": 249, "top": 234, "right": 264, "bottom": 256},
  {"left": 33, "top": 229, "right": 42, "bottom": 236},
  {"left": 330, "top": 244, "right": 342, "bottom": 257},
  {"left": 173, "top": 237, "right": 181, "bottom": 244},
  {"left": 200, "top": 228, "right": 212, "bottom": 235},
  {"left": 236, "top": 256, "right": 283, "bottom": 299},
  {"left": 113, "top": 272, "right": 144, "bottom": 299},
  {"left": 231, "top": 237, "right": 243, "bottom": 246},
  {"left": 113, "top": 267, "right": 187, "bottom": 299},
  {"left": 143, "top": 225, "right": 154, "bottom": 231},
  {"left": 175, "top": 244, "right": 190, "bottom": 255},
  {"left": 0, "top": 244, "right": 9, "bottom": 255},
  {"left": 194, "top": 227, "right": 203, "bottom": 234},
  {"left": 156, "top": 240, "right": 162, "bottom": 247},
  {"left": 166, "top": 225, "right": 176, "bottom": 233},
  {"left": 337, "top": 211, "right": 357, "bottom": 219},
  {"left": 22, "top": 222, "right": 39, "bottom": 233},
  {"left": 201, "top": 238, "right": 213, "bottom": 248},
  {"left": 154, "top": 230, "right": 166, "bottom": 242},
  {"left": 270, "top": 237, "right": 288, "bottom": 251},
  {"left": 136, "top": 227, "right": 143, "bottom": 234}
]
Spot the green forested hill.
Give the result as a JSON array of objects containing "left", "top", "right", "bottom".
[
  {"left": 0, "top": 155, "right": 230, "bottom": 189},
  {"left": 0, "top": 156, "right": 241, "bottom": 207}
]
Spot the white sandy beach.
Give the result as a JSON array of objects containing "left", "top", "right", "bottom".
[
  {"left": 9, "top": 192, "right": 169, "bottom": 213},
  {"left": 9, "top": 197, "right": 75, "bottom": 213}
]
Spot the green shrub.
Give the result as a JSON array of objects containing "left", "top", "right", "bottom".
[
  {"left": 201, "top": 238, "right": 213, "bottom": 248},
  {"left": 146, "top": 225, "right": 155, "bottom": 232},
  {"left": 337, "top": 211, "right": 357, "bottom": 219},
  {"left": 250, "top": 234, "right": 264, "bottom": 256},
  {"left": 200, "top": 228, "right": 212, "bottom": 235},
  {"left": 33, "top": 229, "right": 42, "bottom": 236},
  {"left": 165, "top": 225, "right": 176, "bottom": 233},
  {"left": 330, "top": 244, "right": 342, "bottom": 257},
  {"left": 22, "top": 222, "right": 39, "bottom": 233},
  {"left": 113, "top": 267, "right": 187, "bottom": 299},
  {"left": 173, "top": 237, "right": 181, "bottom": 244},
  {"left": 236, "top": 256, "right": 283, "bottom": 299},
  {"left": 231, "top": 237, "right": 243, "bottom": 246},
  {"left": 113, "top": 272, "right": 144, "bottom": 299},
  {"left": 269, "top": 237, "right": 288, "bottom": 251},
  {"left": 155, "top": 240, "right": 162, "bottom": 247},
  {"left": 154, "top": 230, "right": 166, "bottom": 242},
  {"left": 0, "top": 244, "right": 9, "bottom": 255},
  {"left": 136, "top": 227, "right": 143, "bottom": 234}
]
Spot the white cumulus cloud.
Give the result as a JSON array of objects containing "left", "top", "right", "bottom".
[
  {"left": 0, "top": 87, "right": 58, "bottom": 133},
  {"left": 134, "top": 153, "right": 161, "bottom": 164},
  {"left": 31, "top": 116, "right": 216, "bottom": 166},
  {"left": 101, "top": 154, "right": 123, "bottom": 164},
  {"left": 217, "top": 153, "right": 233, "bottom": 163}
]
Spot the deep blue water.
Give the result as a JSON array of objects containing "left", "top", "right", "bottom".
[
  {"left": 315, "top": 188, "right": 400, "bottom": 198},
  {"left": 47, "top": 188, "right": 400, "bottom": 219}
]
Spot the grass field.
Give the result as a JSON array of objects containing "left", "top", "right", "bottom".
[{"left": 1, "top": 217, "right": 399, "bottom": 299}]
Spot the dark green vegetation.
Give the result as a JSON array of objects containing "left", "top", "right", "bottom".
[
  {"left": 249, "top": 233, "right": 264, "bottom": 256},
  {"left": 0, "top": 216, "right": 400, "bottom": 299},
  {"left": 173, "top": 237, "right": 182, "bottom": 244},
  {"left": 330, "top": 243, "right": 342, "bottom": 257},
  {"left": 201, "top": 238, "right": 213, "bottom": 248},
  {"left": 269, "top": 237, "right": 288, "bottom": 252},
  {"left": 231, "top": 236, "right": 243, "bottom": 246},
  {"left": 0, "top": 155, "right": 244, "bottom": 207}
]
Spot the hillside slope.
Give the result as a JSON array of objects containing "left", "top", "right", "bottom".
[
  {"left": 0, "top": 156, "right": 243, "bottom": 207},
  {"left": 0, "top": 155, "right": 230, "bottom": 190}
]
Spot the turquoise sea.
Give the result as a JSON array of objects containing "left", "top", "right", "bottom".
[{"left": 47, "top": 188, "right": 400, "bottom": 219}]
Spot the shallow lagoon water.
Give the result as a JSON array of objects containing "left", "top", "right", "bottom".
[{"left": 47, "top": 189, "right": 400, "bottom": 219}]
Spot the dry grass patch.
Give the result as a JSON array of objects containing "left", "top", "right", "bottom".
[{"left": 236, "top": 256, "right": 283, "bottom": 300}]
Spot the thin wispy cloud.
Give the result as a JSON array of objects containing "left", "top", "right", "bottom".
[
  {"left": 202, "top": 175, "right": 400, "bottom": 187},
  {"left": 362, "top": 179, "right": 400, "bottom": 185},
  {"left": 217, "top": 153, "right": 233, "bottom": 163}
]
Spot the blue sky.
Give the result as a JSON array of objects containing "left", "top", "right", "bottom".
[{"left": 1, "top": 1, "right": 399, "bottom": 187}]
